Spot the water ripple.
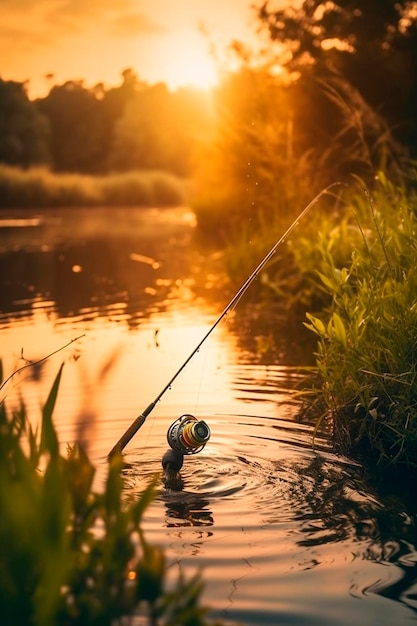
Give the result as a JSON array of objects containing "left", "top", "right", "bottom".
[{"left": 119, "top": 413, "right": 417, "bottom": 624}]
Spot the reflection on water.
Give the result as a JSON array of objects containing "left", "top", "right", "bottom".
[
  {"left": 163, "top": 494, "right": 214, "bottom": 528},
  {"left": 1, "top": 207, "right": 417, "bottom": 625},
  {"left": 0, "top": 206, "right": 199, "bottom": 326}
]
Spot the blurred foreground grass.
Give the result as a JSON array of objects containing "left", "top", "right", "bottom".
[{"left": 0, "top": 361, "right": 226, "bottom": 626}]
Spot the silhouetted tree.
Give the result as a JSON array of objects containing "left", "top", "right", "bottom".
[
  {"left": 3, "top": 67, "right": 211, "bottom": 176},
  {"left": 99, "top": 69, "right": 147, "bottom": 171},
  {"left": 37, "top": 80, "right": 107, "bottom": 173},
  {"left": 0, "top": 79, "right": 50, "bottom": 167},
  {"left": 256, "top": 0, "right": 417, "bottom": 155}
]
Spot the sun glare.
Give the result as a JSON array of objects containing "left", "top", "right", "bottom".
[
  {"left": 165, "top": 49, "right": 218, "bottom": 91},
  {"left": 152, "top": 34, "right": 219, "bottom": 91}
]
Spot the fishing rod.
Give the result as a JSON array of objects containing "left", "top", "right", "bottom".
[{"left": 108, "top": 182, "right": 341, "bottom": 460}]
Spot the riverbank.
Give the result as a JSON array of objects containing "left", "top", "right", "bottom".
[{"left": 0, "top": 164, "right": 188, "bottom": 209}]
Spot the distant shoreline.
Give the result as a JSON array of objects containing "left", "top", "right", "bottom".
[{"left": 0, "top": 165, "right": 189, "bottom": 210}]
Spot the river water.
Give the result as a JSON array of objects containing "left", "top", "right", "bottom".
[{"left": 1, "top": 206, "right": 417, "bottom": 625}]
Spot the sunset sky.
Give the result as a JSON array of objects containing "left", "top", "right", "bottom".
[{"left": 0, "top": 0, "right": 262, "bottom": 98}]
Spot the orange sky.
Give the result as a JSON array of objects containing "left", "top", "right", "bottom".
[{"left": 0, "top": 0, "right": 262, "bottom": 97}]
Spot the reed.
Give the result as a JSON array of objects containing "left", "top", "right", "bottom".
[{"left": 0, "top": 165, "right": 187, "bottom": 209}]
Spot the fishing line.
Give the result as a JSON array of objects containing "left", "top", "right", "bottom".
[
  {"left": 189, "top": 330, "right": 210, "bottom": 417},
  {"left": 108, "top": 182, "right": 342, "bottom": 460}
]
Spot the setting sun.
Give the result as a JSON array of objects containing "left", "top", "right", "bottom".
[
  {"left": 132, "top": 26, "right": 221, "bottom": 92},
  {"left": 163, "top": 46, "right": 218, "bottom": 90},
  {"left": 0, "top": 1, "right": 253, "bottom": 98}
]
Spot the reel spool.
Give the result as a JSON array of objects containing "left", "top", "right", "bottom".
[{"left": 167, "top": 414, "right": 211, "bottom": 455}]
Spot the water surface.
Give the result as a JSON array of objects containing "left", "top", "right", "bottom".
[{"left": 1, "top": 206, "right": 417, "bottom": 625}]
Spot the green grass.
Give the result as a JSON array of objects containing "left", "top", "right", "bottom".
[
  {"left": 0, "top": 165, "right": 188, "bottom": 209},
  {"left": 0, "top": 360, "right": 225, "bottom": 626},
  {"left": 301, "top": 174, "right": 417, "bottom": 469},
  {"left": 217, "top": 168, "right": 417, "bottom": 471}
]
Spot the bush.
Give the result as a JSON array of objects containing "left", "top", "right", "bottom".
[{"left": 0, "top": 361, "right": 224, "bottom": 626}]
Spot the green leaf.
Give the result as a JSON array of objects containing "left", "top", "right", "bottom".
[
  {"left": 331, "top": 312, "right": 347, "bottom": 348},
  {"left": 305, "top": 312, "right": 326, "bottom": 336},
  {"left": 40, "top": 363, "right": 64, "bottom": 458},
  {"left": 317, "top": 271, "right": 338, "bottom": 292}
]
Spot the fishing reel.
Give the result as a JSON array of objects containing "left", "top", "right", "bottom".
[
  {"left": 167, "top": 414, "right": 211, "bottom": 455},
  {"left": 162, "top": 415, "right": 211, "bottom": 490}
]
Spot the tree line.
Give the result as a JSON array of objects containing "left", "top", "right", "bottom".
[
  {"left": 0, "top": 69, "right": 212, "bottom": 176},
  {"left": 1, "top": 1, "right": 417, "bottom": 189}
]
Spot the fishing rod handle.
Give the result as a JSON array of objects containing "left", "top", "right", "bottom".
[{"left": 107, "top": 402, "right": 155, "bottom": 460}]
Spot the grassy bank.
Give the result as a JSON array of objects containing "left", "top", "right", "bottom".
[
  {"left": 0, "top": 165, "right": 188, "bottom": 209},
  {"left": 217, "top": 171, "right": 417, "bottom": 471},
  {"left": 298, "top": 175, "right": 417, "bottom": 469}
]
